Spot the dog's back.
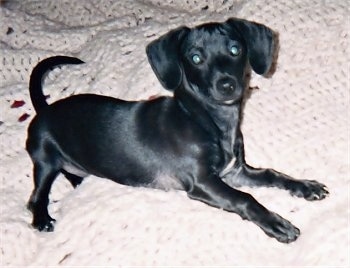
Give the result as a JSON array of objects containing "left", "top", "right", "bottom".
[{"left": 27, "top": 82, "right": 214, "bottom": 189}]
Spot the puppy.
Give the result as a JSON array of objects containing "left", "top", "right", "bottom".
[{"left": 26, "top": 18, "right": 329, "bottom": 243}]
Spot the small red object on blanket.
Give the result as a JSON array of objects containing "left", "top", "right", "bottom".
[
  {"left": 11, "top": 100, "right": 26, "bottom": 108},
  {"left": 18, "top": 113, "right": 30, "bottom": 122}
]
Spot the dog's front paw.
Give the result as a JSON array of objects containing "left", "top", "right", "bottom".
[
  {"left": 258, "top": 212, "right": 300, "bottom": 243},
  {"left": 290, "top": 180, "right": 329, "bottom": 201},
  {"left": 32, "top": 216, "right": 56, "bottom": 232}
]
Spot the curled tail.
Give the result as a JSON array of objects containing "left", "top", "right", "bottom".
[{"left": 29, "top": 56, "right": 85, "bottom": 113}]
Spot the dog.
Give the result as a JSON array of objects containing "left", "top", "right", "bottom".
[{"left": 26, "top": 18, "right": 329, "bottom": 243}]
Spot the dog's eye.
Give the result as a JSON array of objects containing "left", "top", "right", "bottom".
[
  {"left": 230, "top": 45, "right": 241, "bottom": 56},
  {"left": 192, "top": 54, "right": 202, "bottom": 65}
]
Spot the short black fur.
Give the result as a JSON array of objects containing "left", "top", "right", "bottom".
[{"left": 26, "top": 18, "right": 329, "bottom": 243}]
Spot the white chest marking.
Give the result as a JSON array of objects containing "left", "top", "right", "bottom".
[{"left": 219, "top": 157, "right": 236, "bottom": 177}]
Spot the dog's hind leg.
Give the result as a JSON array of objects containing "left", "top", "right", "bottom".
[
  {"left": 26, "top": 137, "right": 61, "bottom": 231},
  {"left": 27, "top": 161, "right": 59, "bottom": 231},
  {"left": 61, "top": 170, "right": 84, "bottom": 188}
]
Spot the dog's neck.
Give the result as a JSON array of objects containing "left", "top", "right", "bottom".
[
  {"left": 206, "top": 100, "right": 242, "bottom": 157},
  {"left": 175, "top": 87, "right": 219, "bottom": 137},
  {"left": 175, "top": 86, "right": 242, "bottom": 159}
]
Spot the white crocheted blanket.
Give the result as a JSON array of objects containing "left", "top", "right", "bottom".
[{"left": 1, "top": 0, "right": 349, "bottom": 266}]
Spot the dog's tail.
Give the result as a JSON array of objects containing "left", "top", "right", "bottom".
[{"left": 29, "top": 56, "right": 85, "bottom": 113}]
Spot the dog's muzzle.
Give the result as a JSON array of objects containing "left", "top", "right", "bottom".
[
  {"left": 216, "top": 77, "right": 236, "bottom": 95},
  {"left": 213, "top": 76, "right": 241, "bottom": 104}
]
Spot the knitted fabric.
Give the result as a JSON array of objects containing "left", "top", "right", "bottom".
[{"left": 0, "top": 0, "right": 349, "bottom": 266}]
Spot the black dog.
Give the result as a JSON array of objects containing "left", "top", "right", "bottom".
[{"left": 26, "top": 18, "right": 329, "bottom": 243}]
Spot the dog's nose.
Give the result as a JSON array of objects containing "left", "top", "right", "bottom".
[{"left": 216, "top": 77, "right": 236, "bottom": 95}]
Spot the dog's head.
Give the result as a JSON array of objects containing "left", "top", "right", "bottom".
[{"left": 146, "top": 18, "right": 278, "bottom": 105}]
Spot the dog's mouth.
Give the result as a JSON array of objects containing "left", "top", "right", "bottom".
[
  {"left": 211, "top": 87, "right": 243, "bottom": 106},
  {"left": 222, "top": 99, "right": 236, "bottom": 105},
  {"left": 211, "top": 92, "right": 243, "bottom": 106},
  {"left": 220, "top": 97, "right": 242, "bottom": 106}
]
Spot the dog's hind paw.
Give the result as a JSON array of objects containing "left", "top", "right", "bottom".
[{"left": 32, "top": 216, "right": 56, "bottom": 232}]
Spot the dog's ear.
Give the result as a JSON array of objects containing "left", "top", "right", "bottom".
[
  {"left": 146, "top": 26, "right": 190, "bottom": 91},
  {"left": 225, "top": 18, "right": 278, "bottom": 76}
]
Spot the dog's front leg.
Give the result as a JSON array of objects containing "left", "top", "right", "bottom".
[
  {"left": 228, "top": 130, "right": 329, "bottom": 200},
  {"left": 232, "top": 165, "right": 329, "bottom": 201},
  {"left": 188, "top": 176, "right": 300, "bottom": 243},
  {"left": 233, "top": 128, "right": 246, "bottom": 167}
]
